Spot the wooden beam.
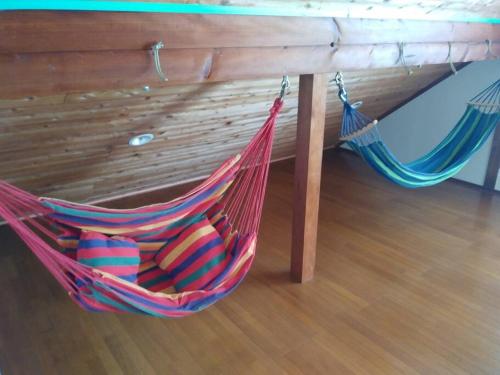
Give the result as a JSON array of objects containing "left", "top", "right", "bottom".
[
  {"left": 334, "top": 18, "right": 497, "bottom": 45},
  {"left": 1, "top": 12, "right": 498, "bottom": 54},
  {"left": 291, "top": 73, "right": 328, "bottom": 283},
  {"left": 2, "top": 42, "right": 498, "bottom": 99},
  {"left": 484, "top": 126, "right": 500, "bottom": 190},
  {"left": 0, "top": 11, "right": 337, "bottom": 53},
  {"left": 0, "top": 11, "right": 499, "bottom": 98}
]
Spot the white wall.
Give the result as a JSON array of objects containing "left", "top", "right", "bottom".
[{"left": 374, "top": 60, "right": 500, "bottom": 190}]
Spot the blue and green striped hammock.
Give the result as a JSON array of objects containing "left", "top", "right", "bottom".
[{"left": 339, "top": 78, "right": 500, "bottom": 188}]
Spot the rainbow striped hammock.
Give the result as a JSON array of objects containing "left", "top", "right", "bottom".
[
  {"left": 341, "top": 79, "right": 500, "bottom": 188},
  {"left": 0, "top": 98, "right": 283, "bottom": 318}
]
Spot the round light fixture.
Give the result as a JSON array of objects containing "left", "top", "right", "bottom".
[{"left": 129, "top": 133, "right": 155, "bottom": 147}]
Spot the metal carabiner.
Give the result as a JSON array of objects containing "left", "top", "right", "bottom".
[
  {"left": 279, "top": 75, "right": 290, "bottom": 100},
  {"left": 334, "top": 72, "right": 348, "bottom": 103}
]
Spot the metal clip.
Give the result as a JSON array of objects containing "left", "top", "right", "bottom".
[
  {"left": 152, "top": 41, "right": 168, "bottom": 81},
  {"left": 447, "top": 42, "right": 457, "bottom": 75},
  {"left": 279, "top": 75, "right": 290, "bottom": 100},
  {"left": 334, "top": 72, "right": 348, "bottom": 103}
]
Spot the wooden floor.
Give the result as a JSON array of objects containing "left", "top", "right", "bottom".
[{"left": 1, "top": 149, "right": 500, "bottom": 375}]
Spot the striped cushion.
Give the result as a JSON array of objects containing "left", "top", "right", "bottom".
[
  {"left": 137, "top": 261, "right": 175, "bottom": 293},
  {"left": 76, "top": 231, "right": 140, "bottom": 283},
  {"left": 207, "top": 203, "right": 234, "bottom": 245},
  {"left": 206, "top": 202, "right": 225, "bottom": 224},
  {"left": 57, "top": 233, "right": 79, "bottom": 260},
  {"left": 212, "top": 215, "right": 233, "bottom": 243},
  {"left": 155, "top": 216, "right": 229, "bottom": 292},
  {"left": 57, "top": 216, "right": 205, "bottom": 264},
  {"left": 133, "top": 214, "right": 206, "bottom": 263},
  {"left": 56, "top": 226, "right": 81, "bottom": 260}
]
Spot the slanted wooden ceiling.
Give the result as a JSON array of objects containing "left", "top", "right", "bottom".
[{"left": 0, "top": 64, "right": 454, "bottom": 203}]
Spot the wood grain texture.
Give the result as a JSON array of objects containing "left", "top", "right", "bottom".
[
  {"left": 0, "top": 11, "right": 498, "bottom": 98},
  {"left": 0, "top": 11, "right": 337, "bottom": 53},
  {"left": 2, "top": 149, "right": 500, "bottom": 374},
  {"left": 2, "top": 43, "right": 498, "bottom": 99},
  {"left": 1, "top": 12, "right": 496, "bottom": 54},
  {"left": 334, "top": 18, "right": 499, "bottom": 44},
  {"left": 45, "top": 0, "right": 500, "bottom": 21},
  {"left": 0, "top": 65, "right": 455, "bottom": 203},
  {"left": 291, "top": 74, "right": 328, "bottom": 282},
  {"left": 484, "top": 126, "right": 500, "bottom": 190}
]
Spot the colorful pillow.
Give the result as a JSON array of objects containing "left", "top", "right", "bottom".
[
  {"left": 56, "top": 226, "right": 81, "bottom": 260},
  {"left": 76, "top": 231, "right": 141, "bottom": 283},
  {"left": 133, "top": 214, "right": 206, "bottom": 262},
  {"left": 155, "top": 216, "right": 229, "bottom": 292},
  {"left": 57, "top": 215, "right": 206, "bottom": 264},
  {"left": 206, "top": 202, "right": 225, "bottom": 224},
  {"left": 137, "top": 261, "right": 175, "bottom": 293},
  {"left": 212, "top": 215, "right": 233, "bottom": 243},
  {"left": 57, "top": 233, "right": 79, "bottom": 260},
  {"left": 207, "top": 202, "right": 235, "bottom": 245}
]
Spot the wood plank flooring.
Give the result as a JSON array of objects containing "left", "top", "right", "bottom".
[{"left": 1, "top": 149, "right": 500, "bottom": 374}]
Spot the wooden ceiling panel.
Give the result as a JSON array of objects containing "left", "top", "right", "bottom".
[{"left": 0, "top": 64, "right": 453, "bottom": 203}]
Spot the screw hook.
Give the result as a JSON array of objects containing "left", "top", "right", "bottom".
[
  {"left": 152, "top": 41, "right": 168, "bottom": 82},
  {"left": 397, "top": 42, "right": 414, "bottom": 76},
  {"left": 447, "top": 42, "right": 458, "bottom": 75}
]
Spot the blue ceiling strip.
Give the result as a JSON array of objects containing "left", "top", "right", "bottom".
[{"left": 1, "top": 0, "right": 500, "bottom": 24}]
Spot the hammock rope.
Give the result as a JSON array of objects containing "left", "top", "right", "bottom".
[
  {"left": 0, "top": 93, "right": 284, "bottom": 317},
  {"left": 336, "top": 74, "right": 500, "bottom": 188}
]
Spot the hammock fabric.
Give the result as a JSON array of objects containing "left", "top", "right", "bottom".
[
  {"left": 342, "top": 79, "right": 500, "bottom": 188},
  {"left": 0, "top": 98, "right": 283, "bottom": 317}
]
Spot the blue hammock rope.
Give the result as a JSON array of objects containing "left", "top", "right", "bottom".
[{"left": 337, "top": 75, "right": 500, "bottom": 188}]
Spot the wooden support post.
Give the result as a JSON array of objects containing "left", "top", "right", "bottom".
[
  {"left": 291, "top": 74, "right": 328, "bottom": 283},
  {"left": 484, "top": 126, "right": 500, "bottom": 190}
]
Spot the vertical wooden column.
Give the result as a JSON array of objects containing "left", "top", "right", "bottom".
[
  {"left": 291, "top": 74, "right": 328, "bottom": 283},
  {"left": 484, "top": 126, "right": 500, "bottom": 190}
]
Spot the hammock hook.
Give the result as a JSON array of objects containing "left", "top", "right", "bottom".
[
  {"left": 447, "top": 42, "right": 458, "bottom": 75},
  {"left": 279, "top": 75, "right": 290, "bottom": 100},
  {"left": 486, "top": 39, "right": 498, "bottom": 59},
  {"left": 397, "top": 42, "right": 414, "bottom": 76},
  {"left": 334, "top": 72, "right": 348, "bottom": 103},
  {"left": 151, "top": 41, "right": 168, "bottom": 81}
]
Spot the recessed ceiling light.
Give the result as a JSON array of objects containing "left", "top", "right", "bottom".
[{"left": 129, "top": 133, "right": 154, "bottom": 147}]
